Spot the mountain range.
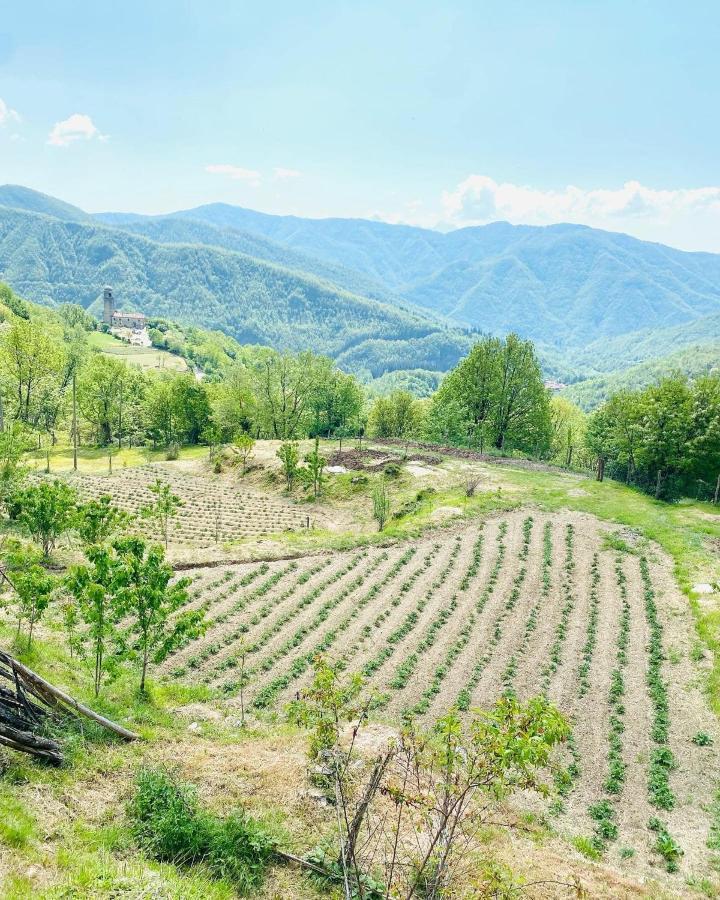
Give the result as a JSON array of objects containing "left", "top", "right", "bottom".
[{"left": 0, "top": 184, "right": 718, "bottom": 405}]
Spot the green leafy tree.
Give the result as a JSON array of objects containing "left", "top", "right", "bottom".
[
  {"left": 77, "top": 354, "right": 128, "bottom": 445},
  {"left": 66, "top": 545, "right": 124, "bottom": 696},
  {"left": 372, "top": 480, "right": 391, "bottom": 531},
  {"left": 13, "top": 479, "right": 78, "bottom": 557},
  {"left": 0, "top": 318, "right": 67, "bottom": 428},
  {"left": 110, "top": 536, "right": 200, "bottom": 693},
  {"left": 427, "top": 334, "right": 551, "bottom": 454},
  {"left": 0, "top": 423, "right": 30, "bottom": 507},
  {"left": 75, "top": 494, "right": 129, "bottom": 546},
  {"left": 4, "top": 542, "right": 57, "bottom": 649},
  {"left": 304, "top": 438, "right": 327, "bottom": 498},
  {"left": 141, "top": 479, "right": 183, "bottom": 549},
  {"left": 276, "top": 441, "right": 300, "bottom": 490},
  {"left": 549, "top": 397, "right": 588, "bottom": 468},
  {"left": 234, "top": 432, "right": 255, "bottom": 475}
]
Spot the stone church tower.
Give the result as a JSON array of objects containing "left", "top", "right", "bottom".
[{"left": 103, "top": 286, "right": 114, "bottom": 324}]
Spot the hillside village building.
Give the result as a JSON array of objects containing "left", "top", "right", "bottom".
[
  {"left": 102, "top": 286, "right": 147, "bottom": 330},
  {"left": 102, "top": 286, "right": 151, "bottom": 346}
]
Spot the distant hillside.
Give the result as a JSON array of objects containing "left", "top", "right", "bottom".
[
  {"left": 5, "top": 185, "right": 720, "bottom": 403},
  {"left": 137, "top": 203, "right": 720, "bottom": 346},
  {"left": 95, "top": 214, "right": 404, "bottom": 307},
  {"left": 562, "top": 342, "right": 720, "bottom": 409},
  {"left": 0, "top": 205, "right": 468, "bottom": 374},
  {"left": 0, "top": 184, "right": 94, "bottom": 224}
]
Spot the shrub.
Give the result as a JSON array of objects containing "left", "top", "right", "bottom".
[
  {"left": 166, "top": 442, "right": 180, "bottom": 460},
  {"left": 128, "top": 768, "right": 276, "bottom": 894},
  {"left": 383, "top": 463, "right": 401, "bottom": 478}
]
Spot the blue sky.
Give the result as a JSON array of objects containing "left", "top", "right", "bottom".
[{"left": 1, "top": 1, "right": 720, "bottom": 249}]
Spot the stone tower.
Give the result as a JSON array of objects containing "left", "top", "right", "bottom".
[{"left": 103, "top": 286, "right": 114, "bottom": 324}]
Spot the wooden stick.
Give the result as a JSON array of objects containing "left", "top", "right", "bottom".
[
  {"left": 1, "top": 652, "right": 140, "bottom": 742},
  {"left": 274, "top": 849, "right": 339, "bottom": 879}
]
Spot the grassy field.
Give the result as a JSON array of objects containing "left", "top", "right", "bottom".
[{"left": 88, "top": 330, "right": 188, "bottom": 372}]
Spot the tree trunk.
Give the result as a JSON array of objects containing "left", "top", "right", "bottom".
[
  {"left": 655, "top": 469, "right": 664, "bottom": 499},
  {"left": 714, "top": 472, "right": 720, "bottom": 505},
  {"left": 596, "top": 456, "right": 605, "bottom": 482},
  {"left": 72, "top": 374, "right": 78, "bottom": 471},
  {"left": 140, "top": 644, "right": 149, "bottom": 694}
]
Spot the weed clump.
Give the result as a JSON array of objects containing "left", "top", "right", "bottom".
[{"left": 128, "top": 768, "right": 276, "bottom": 894}]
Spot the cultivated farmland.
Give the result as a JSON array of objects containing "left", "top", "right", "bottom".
[
  {"left": 64, "top": 465, "right": 309, "bottom": 546},
  {"left": 164, "top": 509, "right": 720, "bottom": 880}
]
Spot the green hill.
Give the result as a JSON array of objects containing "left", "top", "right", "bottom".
[{"left": 0, "top": 205, "right": 468, "bottom": 373}]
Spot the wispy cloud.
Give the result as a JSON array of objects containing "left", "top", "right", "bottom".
[
  {"left": 205, "top": 164, "right": 262, "bottom": 186},
  {"left": 440, "top": 175, "right": 720, "bottom": 229},
  {"left": 273, "top": 167, "right": 301, "bottom": 181},
  {"left": 0, "top": 97, "right": 20, "bottom": 126},
  {"left": 48, "top": 113, "right": 107, "bottom": 147}
]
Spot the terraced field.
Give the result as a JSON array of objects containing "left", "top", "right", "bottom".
[
  {"left": 166, "top": 509, "right": 720, "bottom": 880},
  {"left": 64, "top": 465, "right": 309, "bottom": 546}
]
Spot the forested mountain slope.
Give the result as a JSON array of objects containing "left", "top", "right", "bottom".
[
  {"left": 3, "top": 185, "right": 720, "bottom": 398},
  {"left": 121, "top": 203, "right": 720, "bottom": 346},
  {"left": 0, "top": 205, "right": 467, "bottom": 371},
  {"left": 0, "top": 184, "right": 94, "bottom": 224}
]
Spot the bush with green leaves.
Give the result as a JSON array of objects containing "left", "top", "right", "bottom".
[
  {"left": 128, "top": 768, "right": 276, "bottom": 894},
  {"left": 12, "top": 478, "right": 78, "bottom": 557}
]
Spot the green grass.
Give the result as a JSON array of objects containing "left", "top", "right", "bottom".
[
  {"left": 88, "top": 330, "right": 188, "bottom": 371},
  {"left": 24, "top": 442, "right": 209, "bottom": 475},
  {"left": 0, "top": 789, "right": 36, "bottom": 848}
]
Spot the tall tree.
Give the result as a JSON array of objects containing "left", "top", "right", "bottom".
[{"left": 110, "top": 537, "right": 200, "bottom": 693}]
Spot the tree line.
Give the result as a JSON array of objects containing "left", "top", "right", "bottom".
[{"left": 1, "top": 282, "right": 717, "bottom": 503}]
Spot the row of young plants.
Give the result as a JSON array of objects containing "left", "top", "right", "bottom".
[
  {"left": 540, "top": 523, "right": 576, "bottom": 692},
  {"left": 500, "top": 519, "right": 550, "bottom": 697},
  {"left": 329, "top": 542, "right": 446, "bottom": 678},
  {"left": 171, "top": 562, "right": 299, "bottom": 676},
  {"left": 455, "top": 518, "right": 533, "bottom": 711},
  {"left": 236, "top": 551, "right": 386, "bottom": 686},
  {"left": 583, "top": 556, "right": 630, "bottom": 854},
  {"left": 400, "top": 525, "right": 511, "bottom": 719},
  {"left": 251, "top": 547, "right": 420, "bottom": 708},
  {"left": 639, "top": 555, "right": 683, "bottom": 872},
  {"left": 364, "top": 536, "right": 466, "bottom": 688},
  {"left": 384, "top": 530, "right": 487, "bottom": 697},
  {"left": 201, "top": 554, "right": 346, "bottom": 683},
  {"left": 393, "top": 529, "right": 491, "bottom": 719},
  {"left": 577, "top": 553, "right": 601, "bottom": 697},
  {"left": 179, "top": 563, "right": 270, "bottom": 633}
]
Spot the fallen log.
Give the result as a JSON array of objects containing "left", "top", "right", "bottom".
[
  {"left": 0, "top": 648, "right": 140, "bottom": 764},
  {"left": 3, "top": 653, "right": 140, "bottom": 742}
]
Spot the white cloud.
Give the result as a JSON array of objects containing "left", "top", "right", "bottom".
[
  {"left": 441, "top": 175, "right": 720, "bottom": 230},
  {"left": 205, "top": 164, "right": 262, "bottom": 186},
  {"left": 368, "top": 175, "right": 720, "bottom": 251},
  {"left": 0, "top": 97, "right": 20, "bottom": 126},
  {"left": 273, "top": 167, "right": 301, "bottom": 181},
  {"left": 48, "top": 113, "right": 107, "bottom": 147}
]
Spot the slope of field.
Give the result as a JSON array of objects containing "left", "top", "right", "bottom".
[
  {"left": 63, "top": 465, "right": 310, "bottom": 546},
  {"left": 161, "top": 508, "right": 719, "bottom": 881},
  {"left": 88, "top": 331, "right": 188, "bottom": 372}
]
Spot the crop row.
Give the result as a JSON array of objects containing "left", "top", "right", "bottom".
[
  {"left": 501, "top": 519, "right": 548, "bottom": 697},
  {"left": 639, "top": 556, "right": 682, "bottom": 871},
  {"left": 251, "top": 547, "right": 421, "bottom": 708},
  {"left": 540, "top": 523, "right": 576, "bottom": 691},
  {"left": 170, "top": 561, "right": 299, "bottom": 674},
  {"left": 201, "top": 554, "right": 360, "bottom": 685},
  {"left": 455, "top": 518, "right": 533, "bottom": 711}
]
